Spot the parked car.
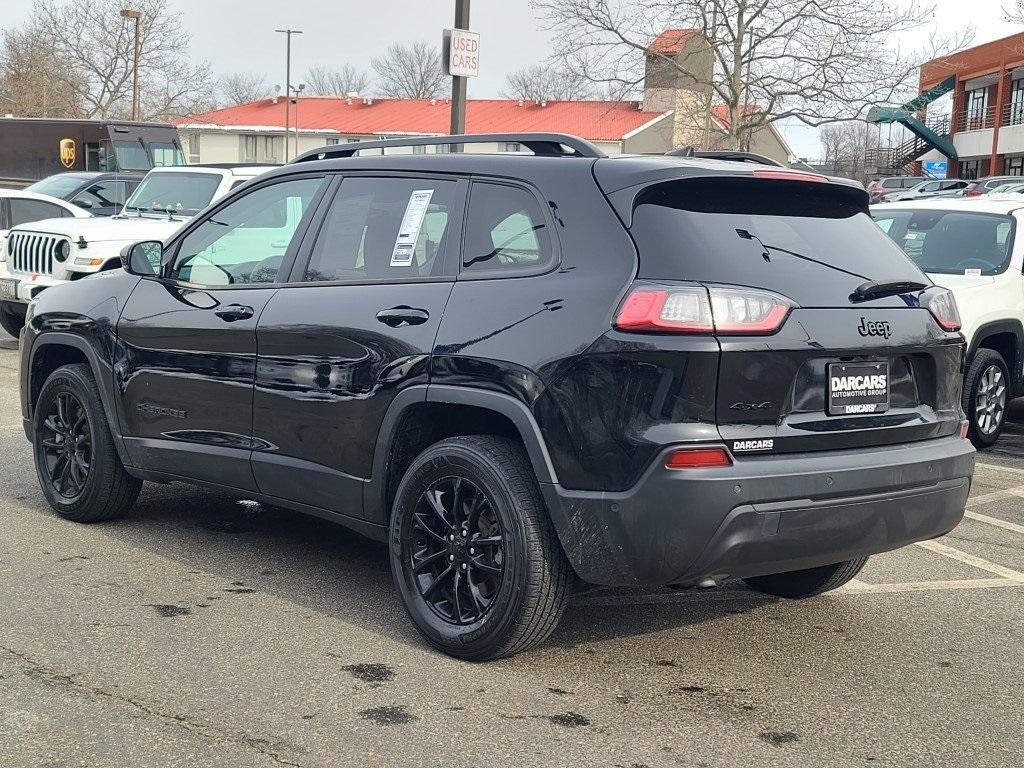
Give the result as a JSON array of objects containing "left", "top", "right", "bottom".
[
  {"left": 879, "top": 178, "right": 970, "bottom": 202},
  {"left": 0, "top": 189, "right": 93, "bottom": 335},
  {"left": 962, "top": 175, "right": 1023, "bottom": 197},
  {"left": 873, "top": 197, "right": 1024, "bottom": 446},
  {"left": 0, "top": 164, "right": 272, "bottom": 337},
  {"left": 984, "top": 182, "right": 1024, "bottom": 196},
  {"left": 20, "top": 133, "right": 974, "bottom": 660},
  {"left": 25, "top": 171, "right": 144, "bottom": 216},
  {"left": 867, "top": 176, "right": 920, "bottom": 203}
]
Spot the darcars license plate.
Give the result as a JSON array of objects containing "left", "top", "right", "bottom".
[
  {"left": 828, "top": 362, "right": 889, "bottom": 415},
  {"left": 0, "top": 279, "right": 18, "bottom": 301}
]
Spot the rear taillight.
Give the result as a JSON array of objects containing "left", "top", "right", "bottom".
[
  {"left": 959, "top": 420, "right": 970, "bottom": 440},
  {"left": 615, "top": 285, "right": 794, "bottom": 335},
  {"left": 665, "top": 446, "right": 732, "bottom": 469},
  {"left": 964, "top": 185, "right": 982, "bottom": 197},
  {"left": 923, "top": 287, "right": 961, "bottom": 331}
]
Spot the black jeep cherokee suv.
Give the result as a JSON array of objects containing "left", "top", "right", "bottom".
[{"left": 19, "top": 133, "right": 975, "bottom": 660}]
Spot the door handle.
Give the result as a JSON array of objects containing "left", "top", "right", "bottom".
[
  {"left": 376, "top": 306, "right": 429, "bottom": 327},
  {"left": 214, "top": 304, "right": 255, "bottom": 322}
]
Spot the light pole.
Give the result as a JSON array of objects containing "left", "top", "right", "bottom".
[
  {"left": 290, "top": 83, "right": 305, "bottom": 160},
  {"left": 275, "top": 29, "right": 303, "bottom": 162},
  {"left": 121, "top": 9, "right": 142, "bottom": 121}
]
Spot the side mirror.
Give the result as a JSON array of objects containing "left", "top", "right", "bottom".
[
  {"left": 72, "top": 199, "right": 93, "bottom": 209},
  {"left": 120, "top": 240, "right": 163, "bottom": 277}
]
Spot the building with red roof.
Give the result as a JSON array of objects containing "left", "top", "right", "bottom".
[{"left": 175, "top": 28, "right": 793, "bottom": 165}]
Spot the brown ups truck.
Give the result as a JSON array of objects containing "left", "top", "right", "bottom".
[{"left": 0, "top": 118, "right": 185, "bottom": 188}]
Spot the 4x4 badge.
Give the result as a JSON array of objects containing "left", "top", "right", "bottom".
[{"left": 858, "top": 318, "right": 892, "bottom": 339}]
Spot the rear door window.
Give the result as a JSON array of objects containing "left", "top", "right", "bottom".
[
  {"left": 871, "top": 209, "right": 1015, "bottom": 275},
  {"left": 302, "top": 176, "right": 462, "bottom": 282},
  {"left": 629, "top": 177, "right": 925, "bottom": 307},
  {"left": 8, "top": 198, "right": 71, "bottom": 226}
]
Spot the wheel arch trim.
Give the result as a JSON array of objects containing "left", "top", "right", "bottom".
[{"left": 967, "top": 320, "right": 1024, "bottom": 396}]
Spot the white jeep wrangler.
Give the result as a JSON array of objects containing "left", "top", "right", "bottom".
[
  {"left": 0, "top": 164, "right": 273, "bottom": 337},
  {"left": 873, "top": 195, "right": 1024, "bottom": 447}
]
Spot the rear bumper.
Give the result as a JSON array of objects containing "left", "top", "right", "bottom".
[{"left": 541, "top": 435, "right": 974, "bottom": 586}]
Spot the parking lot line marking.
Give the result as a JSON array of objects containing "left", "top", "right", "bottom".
[
  {"left": 964, "top": 509, "right": 1024, "bottom": 535},
  {"left": 967, "top": 487, "right": 1023, "bottom": 506},
  {"left": 837, "top": 577, "right": 1021, "bottom": 594},
  {"left": 976, "top": 461, "right": 1024, "bottom": 478},
  {"left": 915, "top": 539, "right": 1024, "bottom": 582}
]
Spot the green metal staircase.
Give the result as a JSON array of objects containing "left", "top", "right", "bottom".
[{"left": 867, "top": 75, "right": 958, "bottom": 173}]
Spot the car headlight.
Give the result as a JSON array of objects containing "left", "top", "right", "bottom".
[{"left": 55, "top": 239, "right": 71, "bottom": 262}]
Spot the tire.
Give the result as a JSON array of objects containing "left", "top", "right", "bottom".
[
  {"left": 743, "top": 558, "right": 868, "bottom": 599},
  {"left": 32, "top": 364, "right": 142, "bottom": 523},
  {"left": 963, "top": 348, "right": 1009, "bottom": 449},
  {"left": 0, "top": 302, "right": 24, "bottom": 338},
  {"left": 389, "top": 435, "right": 571, "bottom": 661}
]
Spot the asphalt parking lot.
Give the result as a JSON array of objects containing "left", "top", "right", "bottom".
[{"left": 1, "top": 329, "right": 1022, "bottom": 768}]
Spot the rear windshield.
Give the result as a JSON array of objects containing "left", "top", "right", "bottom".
[
  {"left": 629, "top": 178, "right": 925, "bottom": 306},
  {"left": 123, "top": 172, "right": 221, "bottom": 216},
  {"left": 25, "top": 174, "right": 89, "bottom": 199},
  {"left": 871, "top": 209, "right": 1015, "bottom": 276}
]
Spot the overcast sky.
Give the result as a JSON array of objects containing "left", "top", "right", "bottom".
[{"left": 3, "top": 0, "right": 1020, "bottom": 158}]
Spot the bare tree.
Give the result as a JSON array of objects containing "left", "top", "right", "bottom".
[
  {"left": 502, "top": 64, "right": 597, "bottom": 101},
  {"left": 30, "top": 0, "right": 215, "bottom": 120},
  {"left": 819, "top": 121, "right": 881, "bottom": 184},
  {"left": 372, "top": 40, "right": 448, "bottom": 99},
  {"left": 532, "top": 0, "right": 973, "bottom": 150},
  {"left": 306, "top": 63, "right": 372, "bottom": 96},
  {"left": 0, "top": 19, "right": 85, "bottom": 117},
  {"left": 1007, "top": 1, "right": 1024, "bottom": 23},
  {"left": 219, "top": 72, "right": 271, "bottom": 105}
]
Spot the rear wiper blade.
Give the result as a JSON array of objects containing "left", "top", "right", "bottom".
[{"left": 852, "top": 279, "right": 927, "bottom": 302}]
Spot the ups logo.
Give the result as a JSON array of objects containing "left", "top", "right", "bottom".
[{"left": 59, "top": 138, "right": 76, "bottom": 169}]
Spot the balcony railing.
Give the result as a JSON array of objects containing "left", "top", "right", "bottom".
[
  {"left": 1003, "top": 101, "right": 1024, "bottom": 127},
  {"left": 954, "top": 105, "right": 997, "bottom": 133}
]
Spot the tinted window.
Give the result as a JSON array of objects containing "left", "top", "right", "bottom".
[
  {"left": 113, "top": 140, "right": 152, "bottom": 171},
  {"left": 124, "top": 172, "right": 221, "bottom": 216},
  {"left": 304, "top": 177, "right": 459, "bottom": 282},
  {"left": 72, "top": 181, "right": 129, "bottom": 210},
  {"left": 872, "top": 209, "right": 1014, "bottom": 276},
  {"left": 462, "top": 182, "right": 553, "bottom": 276},
  {"left": 629, "top": 178, "right": 925, "bottom": 306},
  {"left": 25, "top": 174, "right": 90, "bottom": 199},
  {"left": 8, "top": 199, "right": 69, "bottom": 226},
  {"left": 171, "top": 177, "right": 325, "bottom": 286}
]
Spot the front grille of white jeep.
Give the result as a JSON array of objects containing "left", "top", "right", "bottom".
[{"left": 7, "top": 232, "right": 65, "bottom": 276}]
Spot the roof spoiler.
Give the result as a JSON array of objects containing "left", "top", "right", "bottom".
[
  {"left": 667, "top": 147, "right": 786, "bottom": 168},
  {"left": 291, "top": 133, "right": 607, "bottom": 163}
]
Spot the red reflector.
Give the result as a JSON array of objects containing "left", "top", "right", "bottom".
[
  {"left": 960, "top": 420, "right": 970, "bottom": 440},
  {"left": 665, "top": 447, "right": 732, "bottom": 469},
  {"left": 752, "top": 169, "right": 828, "bottom": 183}
]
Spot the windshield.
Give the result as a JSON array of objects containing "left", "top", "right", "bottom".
[
  {"left": 113, "top": 140, "right": 152, "bottom": 171},
  {"left": 629, "top": 178, "right": 926, "bottom": 307},
  {"left": 123, "top": 172, "right": 221, "bottom": 216},
  {"left": 872, "top": 209, "right": 1015, "bottom": 276},
  {"left": 24, "top": 174, "right": 90, "bottom": 199},
  {"left": 148, "top": 141, "right": 187, "bottom": 167}
]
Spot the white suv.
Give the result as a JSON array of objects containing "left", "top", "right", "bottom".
[
  {"left": 0, "top": 165, "right": 273, "bottom": 337},
  {"left": 873, "top": 196, "right": 1024, "bottom": 446}
]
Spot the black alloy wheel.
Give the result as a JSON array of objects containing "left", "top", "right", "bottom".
[
  {"left": 39, "top": 391, "right": 92, "bottom": 500},
  {"left": 406, "top": 476, "right": 506, "bottom": 626}
]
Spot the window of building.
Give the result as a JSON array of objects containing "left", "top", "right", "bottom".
[
  {"left": 966, "top": 87, "right": 990, "bottom": 130},
  {"left": 187, "top": 133, "right": 201, "bottom": 163},
  {"left": 462, "top": 183, "right": 554, "bottom": 277},
  {"left": 241, "top": 135, "right": 258, "bottom": 163},
  {"left": 501, "top": 142, "right": 522, "bottom": 153},
  {"left": 347, "top": 137, "right": 363, "bottom": 143},
  {"left": 1006, "top": 156, "right": 1024, "bottom": 176},
  {"left": 412, "top": 145, "right": 426, "bottom": 155},
  {"left": 1011, "top": 78, "right": 1024, "bottom": 126},
  {"left": 324, "top": 138, "right": 340, "bottom": 145},
  {"left": 303, "top": 177, "right": 461, "bottom": 282},
  {"left": 260, "top": 135, "right": 282, "bottom": 163},
  {"left": 172, "top": 177, "right": 325, "bottom": 286}
]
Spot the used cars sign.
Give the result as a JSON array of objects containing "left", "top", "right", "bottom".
[{"left": 444, "top": 28, "right": 480, "bottom": 78}]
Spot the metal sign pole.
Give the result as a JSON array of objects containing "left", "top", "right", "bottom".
[{"left": 450, "top": 0, "right": 470, "bottom": 148}]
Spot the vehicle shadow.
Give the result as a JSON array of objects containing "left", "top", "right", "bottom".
[{"left": 100, "top": 482, "right": 771, "bottom": 653}]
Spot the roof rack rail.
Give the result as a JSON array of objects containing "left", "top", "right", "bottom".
[
  {"left": 666, "top": 147, "right": 785, "bottom": 168},
  {"left": 292, "top": 133, "right": 607, "bottom": 163}
]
